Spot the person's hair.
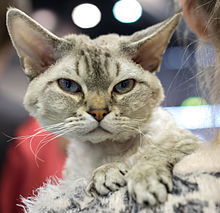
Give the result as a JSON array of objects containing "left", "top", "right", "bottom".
[
  {"left": 173, "top": 0, "right": 220, "bottom": 105},
  {"left": 196, "top": 0, "right": 220, "bottom": 105},
  {"left": 197, "top": 0, "right": 220, "bottom": 44}
]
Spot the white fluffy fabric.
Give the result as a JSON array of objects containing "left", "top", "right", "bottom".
[{"left": 22, "top": 144, "right": 220, "bottom": 213}]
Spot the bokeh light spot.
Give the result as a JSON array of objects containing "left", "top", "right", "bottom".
[
  {"left": 113, "top": 0, "right": 142, "bottom": 23},
  {"left": 72, "top": 3, "right": 101, "bottom": 29},
  {"left": 181, "top": 97, "right": 207, "bottom": 106}
]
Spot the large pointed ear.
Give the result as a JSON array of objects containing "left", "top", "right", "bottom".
[
  {"left": 121, "top": 13, "right": 181, "bottom": 72},
  {"left": 6, "top": 8, "right": 67, "bottom": 78}
]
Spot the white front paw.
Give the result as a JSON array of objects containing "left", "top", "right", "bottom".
[
  {"left": 126, "top": 165, "right": 172, "bottom": 206},
  {"left": 86, "top": 162, "right": 129, "bottom": 196}
]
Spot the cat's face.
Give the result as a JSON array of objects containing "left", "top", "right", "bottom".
[
  {"left": 6, "top": 9, "right": 180, "bottom": 143},
  {"left": 24, "top": 42, "right": 163, "bottom": 143}
]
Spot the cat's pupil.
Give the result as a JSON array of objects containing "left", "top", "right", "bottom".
[
  {"left": 120, "top": 81, "right": 129, "bottom": 89},
  {"left": 65, "top": 80, "right": 72, "bottom": 88}
]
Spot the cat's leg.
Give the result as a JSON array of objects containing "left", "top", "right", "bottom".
[
  {"left": 86, "top": 162, "right": 129, "bottom": 196},
  {"left": 126, "top": 132, "right": 200, "bottom": 205}
]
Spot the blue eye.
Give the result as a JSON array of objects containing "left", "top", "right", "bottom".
[
  {"left": 58, "top": 79, "right": 81, "bottom": 93},
  {"left": 113, "top": 79, "right": 135, "bottom": 94}
]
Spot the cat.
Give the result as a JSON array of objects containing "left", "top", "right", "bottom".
[{"left": 6, "top": 8, "right": 201, "bottom": 206}]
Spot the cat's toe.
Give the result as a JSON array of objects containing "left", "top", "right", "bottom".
[
  {"left": 86, "top": 162, "right": 128, "bottom": 197},
  {"left": 128, "top": 179, "right": 167, "bottom": 205},
  {"left": 107, "top": 167, "right": 127, "bottom": 187},
  {"left": 126, "top": 167, "right": 172, "bottom": 206},
  {"left": 86, "top": 170, "right": 110, "bottom": 196},
  {"left": 159, "top": 172, "right": 173, "bottom": 192},
  {"left": 148, "top": 180, "right": 168, "bottom": 203},
  {"left": 129, "top": 182, "right": 158, "bottom": 206}
]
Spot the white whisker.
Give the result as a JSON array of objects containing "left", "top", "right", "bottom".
[
  {"left": 4, "top": 122, "right": 66, "bottom": 166},
  {"left": 34, "top": 128, "right": 71, "bottom": 163}
]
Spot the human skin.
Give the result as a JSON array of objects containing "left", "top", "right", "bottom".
[{"left": 179, "top": 0, "right": 208, "bottom": 40}]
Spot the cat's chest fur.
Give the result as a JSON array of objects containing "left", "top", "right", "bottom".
[{"left": 66, "top": 133, "right": 141, "bottom": 178}]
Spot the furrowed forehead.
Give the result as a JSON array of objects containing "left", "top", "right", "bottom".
[{"left": 76, "top": 46, "right": 119, "bottom": 90}]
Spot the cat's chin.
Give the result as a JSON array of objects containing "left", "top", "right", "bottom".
[
  {"left": 77, "top": 128, "right": 135, "bottom": 144},
  {"left": 82, "top": 127, "right": 113, "bottom": 144},
  {"left": 87, "top": 126, "right": 111, "bottom": 134}
]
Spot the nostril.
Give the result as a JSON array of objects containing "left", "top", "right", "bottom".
[
  {"left": 90, "top": 112, "right": 97, "bottom": 118},
  {"left": 103, "top": 112, "right": 108, "bottom": 117}
]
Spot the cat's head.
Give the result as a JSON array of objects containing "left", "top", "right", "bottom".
[{"left": 6, "top": 9, "right": 180, "bottom": 143}]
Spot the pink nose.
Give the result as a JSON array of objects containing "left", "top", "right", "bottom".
[{"left": 88, "top": 108, "right": 109, "bottom": 121}]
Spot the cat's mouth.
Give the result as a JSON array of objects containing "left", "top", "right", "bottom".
[{"left": 87, "top": 126, "right": 112, "bottom": 134}]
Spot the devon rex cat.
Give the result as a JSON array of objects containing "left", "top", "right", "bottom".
[{"left": 6, "top": 9, "right": 201, "bottom": 206}]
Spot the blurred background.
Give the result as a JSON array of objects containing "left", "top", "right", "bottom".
[{"left": 0, "top": 1, "right": 218, "bottom": 212}]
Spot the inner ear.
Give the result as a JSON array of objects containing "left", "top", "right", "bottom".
[
  {"left": 17, "top": 25, "right": 58, "bottom": 68},
  {"left": 7, "top": 8, "right": 67, "bottom": 78},
  {"left": 132, "top": 36, "right": 166, "bottom": 72}
]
